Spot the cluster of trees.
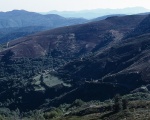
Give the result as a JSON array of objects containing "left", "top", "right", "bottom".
[
  {"left": 0, "top": 51, "right": 67, "bottom": 79},
  {"left": 114, "top": 94, "right": 128, "bottom": 112},
  {"left": 0, "top": 50, "right": 67, "bottom": 109}
]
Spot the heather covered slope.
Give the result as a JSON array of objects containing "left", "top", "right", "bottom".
[
  {"left": 58, "top": 14, "right": 150, "bottom": 86},
  {"left": 58, "top": 33, "right": 150, "bottom": 84},
  {"left": 1, "top": 15, "right": 146, "bottom": 58},
  {"left": 126, "top": 14, "right": 150, "bottom": 38}
]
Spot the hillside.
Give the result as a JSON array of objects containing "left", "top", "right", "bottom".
[
  {"left": 0, "top": 15, "right": 146, "bottom": 58},
  {"left": 0, "top": 14, "right": 150, "bottom": 114},
  {"left": 57, "top": 14, "right": 150, "bottom": 96},
  {"left": 126, "top": 14, "right": 150, "bottom": 38},
  {"left": 0, "top": 26, "right": 50, "bottom": 44},
  {"left": 1, "top": 91, "right": 150, "bottom": 119}
]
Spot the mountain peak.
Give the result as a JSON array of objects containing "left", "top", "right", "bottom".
[{"left": 5, "top": 9, "right": 29, "bottom": 14}]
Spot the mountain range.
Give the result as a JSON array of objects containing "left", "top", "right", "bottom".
[
  {"left": 44, "top": 7, "right": 150, "bottom": 19},
  {"left": 0, "top": 10, "right": 87, "bottom": 28},
  {"left": 0, "top": 12, "right": 150, "bottom": 113},
  {"left": 0, "top": 10, "right": 87, "bottom": 44}
]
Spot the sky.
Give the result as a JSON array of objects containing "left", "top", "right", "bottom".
[{"left": 0, "top": 0, "right": 150, "bottom": 12}]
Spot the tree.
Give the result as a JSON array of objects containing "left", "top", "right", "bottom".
[
  {"left": 122, "top": 98, "right": 128, "bottom": 110},
  {"left": 39, "top": 74, "right": 44, "bottom": 83},
  {"left": 1, "top": 50, "right": 14, "bottom": 63},
  {"left": 114, "top": 94, "right": 122, "bottom": 112}
]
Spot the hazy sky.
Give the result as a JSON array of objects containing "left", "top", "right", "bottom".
[{"left": 0, "top": 0, "right": 150, "bottom": 12}]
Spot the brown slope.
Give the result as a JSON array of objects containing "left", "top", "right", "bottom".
[
  {"left": 0, "top": 15, "right": 146, "bottom": 59},
  {"left": 56, "top": 13, "right": 150, "bottom": 88},
  {"left": 57, "top": 33, "right": 150, "bottom": 90},
  {"left": 125, "top": 14, "right": 150, "bottom": 39}
]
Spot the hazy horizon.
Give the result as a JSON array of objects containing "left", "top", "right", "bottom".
[{"left": 0, "top": 0, "right": 150, "bottom": 12}]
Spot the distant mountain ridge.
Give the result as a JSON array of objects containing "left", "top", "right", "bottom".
[
  {"left": 43, "top": 7, "right": 150, "bottom": 19},
  {"left": 0, "top": 10, "right": 87, "bottom": 44},
  {"left": 0, "top": 10, "right": 130, "bottom": 44},
  {"left": 0, "top": 10, "right": 87, "bottom": 29}
]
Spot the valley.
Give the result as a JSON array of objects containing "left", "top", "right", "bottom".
[{"left": 0, "top": 9, "right": 150, "bottom": 119}]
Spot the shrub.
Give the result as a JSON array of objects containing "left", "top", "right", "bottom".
[
  {"left": 44, "top": 111, "right": 58, "bottom": 119},
  {"left": 0, "top": 115, "right": 4, "bottom": 120},
  {"left": 44, "top": 108, "right": 62, "bottom": 119},
  {"left": 71, "top": 99, "right": 84, "bottom": 107}
]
